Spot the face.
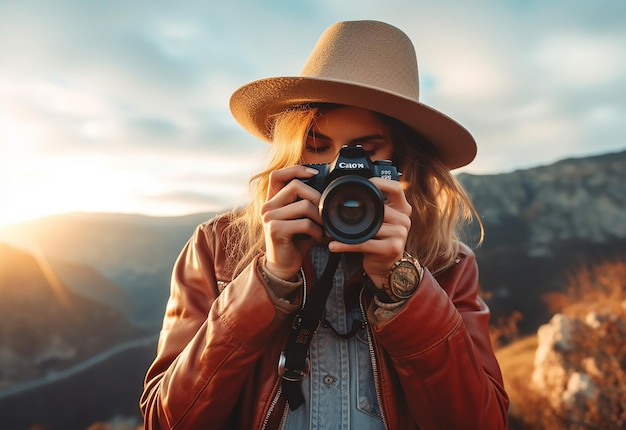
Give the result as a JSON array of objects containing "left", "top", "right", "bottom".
[{"left": 302, "top": 106, "right": 394, "bottom": 164}]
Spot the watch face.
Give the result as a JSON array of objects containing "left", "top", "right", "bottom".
[{"left": 390, "top": 260, "right": 420, "bottom": 298}]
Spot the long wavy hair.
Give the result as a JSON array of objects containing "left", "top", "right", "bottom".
[{"left": 224, "top": 104, "right": 482, "bottom": 276}]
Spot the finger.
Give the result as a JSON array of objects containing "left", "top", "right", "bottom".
[
  {"left": 262, "top": 198, "right": 322, "bottom": 226},
  {"left": 380, "top": 204, "right": 411, "bottom": 232},
  {"left": 262, "top": 181, "right": 322, "bottom": 218},
  {"left": 265, "top": 217, "right": 324, "bottom": 244},
  {"left": 326, "top": 206, "right": 408, "bottom": 256},
  {"left": 267, "top": 166, "right": 320, "bottom": 200},
  {"left": 370, "top": 177, "right": 412, "bottom": 216},
  {"left": 328, "top": 231, "right": 404, "bottom": 256}
]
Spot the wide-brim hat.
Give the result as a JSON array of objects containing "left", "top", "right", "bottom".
[{"left": 230, "top": 20, "right": 476, "bottom": 170}]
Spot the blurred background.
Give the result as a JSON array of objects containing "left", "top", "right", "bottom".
[{"left": 0, "top": 0, "right": 624, "bottom": 428}]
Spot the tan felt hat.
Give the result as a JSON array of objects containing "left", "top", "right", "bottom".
[{"left": 230, "top": 20, "right": 477, "bottom": 170}]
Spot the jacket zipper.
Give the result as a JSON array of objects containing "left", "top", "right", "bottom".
[
  {"left": 359, "top": 290, "right": 389, "bottom": 430},
  {"left": 261, "top": 385, "right": 288, "bottom": 430}
]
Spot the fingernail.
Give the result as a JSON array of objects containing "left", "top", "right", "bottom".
[{"left": 305, "top": 167, "right": 319, "bottom": 175}]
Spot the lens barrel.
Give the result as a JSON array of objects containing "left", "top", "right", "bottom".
[{"left": 319, "top": 175, "right": 385, "bottom": 244}]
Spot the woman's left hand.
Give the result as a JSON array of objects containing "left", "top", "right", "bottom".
[{"left": 328, "top": 177, "right": 412, "bottom": 288}]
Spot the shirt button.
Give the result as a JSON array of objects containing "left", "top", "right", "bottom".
[{"left": 323, "top": 375, "right": 337, "bottom": 385}]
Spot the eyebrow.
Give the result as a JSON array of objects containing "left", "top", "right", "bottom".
[{"left": 307, "top": 130, "right": 386, "bottom": 145}]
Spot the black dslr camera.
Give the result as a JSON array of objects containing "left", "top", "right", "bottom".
[{"left": 301, "top": 145, "right": 400, "bottom": 244}]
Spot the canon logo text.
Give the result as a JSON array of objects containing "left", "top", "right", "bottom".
[{"left": 338, "top": 162, "right": 365, "bottom": 169}]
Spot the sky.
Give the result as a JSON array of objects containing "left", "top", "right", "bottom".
[{"left": 0, "top": 0, "right": 624, "bottom": 225}]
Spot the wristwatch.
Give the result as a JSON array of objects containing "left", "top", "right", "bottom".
[{"left": 366, "top": 253, "right": 423, "bottom": 303}]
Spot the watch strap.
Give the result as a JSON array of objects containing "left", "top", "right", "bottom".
[{"left": 363, "top": 274, "right": 397, "bottom": 303}]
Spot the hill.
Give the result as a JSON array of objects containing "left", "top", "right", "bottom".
[
  {"left": 0, "top": 212, "right": 215, "bottom": 328},
  {"left": 459, "top": 149, "right": 626, "bottom": 333},
  {"left": 0, "top": 244, "right": 145, "bottom": 389}
]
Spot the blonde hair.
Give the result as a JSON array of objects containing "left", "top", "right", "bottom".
[
  {"left": 225, "top": 105, "right": 482, "bottom": 276},
  {"left": 382, "top": 115, "right": 483, "bottom": 273}
]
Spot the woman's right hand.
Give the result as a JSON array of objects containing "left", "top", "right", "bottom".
[{"left": 261, "top": 165, "right": 323, "bottom": 280}]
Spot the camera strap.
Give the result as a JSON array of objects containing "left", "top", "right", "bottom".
[{"left": 279, "top": 251, "right": 343, "bottom": 411}]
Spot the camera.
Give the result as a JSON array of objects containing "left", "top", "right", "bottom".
[{"left": 301, "top": 145, "right": 400, "bottom": 244}]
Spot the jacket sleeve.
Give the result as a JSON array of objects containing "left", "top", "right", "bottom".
[
  {"left": 140, "top": 221, "right": 290, "bottom": 429},
  {"left": 369, "top": 244, "right": 509, "bottom": 429}
]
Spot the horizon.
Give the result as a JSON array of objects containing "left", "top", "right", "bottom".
[
  {"left": 1, "top": 1, "right": 625, "bottom": 226},
  {"left": 2, "top": 145, "right": 623, "bottom": 228}
]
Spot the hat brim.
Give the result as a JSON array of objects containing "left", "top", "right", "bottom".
[{"left": 229, "top": 77, "right": 476, "bottom": 170}]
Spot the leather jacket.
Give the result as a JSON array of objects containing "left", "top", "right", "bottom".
[{"left": 141, "top": 215, "right": 509, "bottom": 429}]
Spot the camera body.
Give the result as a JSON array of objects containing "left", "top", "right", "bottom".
[{"left": 301, "top": 145, "right": 400, "bottom": 244}]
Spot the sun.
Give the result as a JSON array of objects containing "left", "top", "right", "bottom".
[
  {"left": 0, "top": 158, "right": 76, "bottom": 226},
  {"left": 0, "top": 153, "right": 132, "bottom": 226}
]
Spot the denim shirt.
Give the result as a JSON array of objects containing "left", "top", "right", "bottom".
[{"left": 283, "top": 245, "right": 385, "bottom": 430}]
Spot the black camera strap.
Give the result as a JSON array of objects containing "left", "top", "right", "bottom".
[{"left": 279, "top": 251, "right": 343, "bottom": 410}]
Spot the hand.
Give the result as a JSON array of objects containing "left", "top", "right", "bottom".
[
  {"left": 328, "top": 177, "right": 412, "bottom": 288},
  {"left": 261, "top": 165, "right": 324, "bottom": 280}
]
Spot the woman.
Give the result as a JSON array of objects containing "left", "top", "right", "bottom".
[{"left": 141, "top": 20, "right": 509, "bottom": 429}]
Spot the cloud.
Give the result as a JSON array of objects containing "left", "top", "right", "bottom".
[
  {"left": 532, "top": 33, "right": 625, "bottom": 87},
  {"left": 403, "top": 0, "right": 626, "bottom": 173},
  {"left": 0, "top": 0, "right": 625, "bottom": 221},
  {"left": 139, "top": 189, "right": 244, "bottom": 214}
]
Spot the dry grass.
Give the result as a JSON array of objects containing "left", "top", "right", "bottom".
[
  {"left": 496, "top": 335, "right": 537, "bottom": 392},
  {"left": 493, "top": 259, "right": 626, "bottom": 429},
  {"left": 496, "top": 335, "right": 566, "bottom": 429}
]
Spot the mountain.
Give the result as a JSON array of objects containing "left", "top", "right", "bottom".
[
  {"left": 0, "top": 244, "right": 145, "bottom": 389},
  {"left": 0, "top": 212, "right": 215, "bottom": 328},
  {"left": 0, "top": 214, "right": 213, "bottom": 428},
  {"left": 458, "top": 149, "right": 626, "bottom": 333},
  {"left": 50, "top": 258, "right": 133, "bottom": 315},
  {"left": 460, "top": 150, "right": 626, "bottom": 253}
]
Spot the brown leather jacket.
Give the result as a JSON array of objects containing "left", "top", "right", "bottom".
[{"left": 140, "top": 216, "right": 509, "bottom": 429}]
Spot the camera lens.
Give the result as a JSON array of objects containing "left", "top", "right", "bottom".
[
  {"left": 319, "top": 175, "right": 385, "bottom": 244},
  {"left": 337, "top": 199, "right": 366, "bottom": 225}
]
